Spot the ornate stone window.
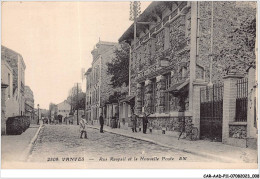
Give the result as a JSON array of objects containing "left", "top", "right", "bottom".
[
  {"left": 151, "top": 79, "right": 156, "bottom": 114},
  {"left": 164, "top": 73, "right": 171, "bottom": 113},
  {"left": 141, "top": 82, "right": 145, "bottom": 108}
]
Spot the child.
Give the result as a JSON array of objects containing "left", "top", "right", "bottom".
[{"left": 79, "top": 118, "right": 87, "bottom": 139}]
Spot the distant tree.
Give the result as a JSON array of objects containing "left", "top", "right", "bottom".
[
  {"left": 107, "top": 42, "right": 130, "bottom": 88},
  {"left": 108, "top": 91, "right": 127, "bottom": 104},
  {"left": 49, "top": 103, "right": 57, "bottom": 118},
  {"left": 67, "top": 85, "right": 85, "bottom": 112}
]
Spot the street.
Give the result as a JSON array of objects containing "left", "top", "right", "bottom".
[{"left": 28, "top": 125, "right": 213, "bottom": 163}]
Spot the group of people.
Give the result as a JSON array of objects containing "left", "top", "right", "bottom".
[
  {"left": 79, "top": 110, "right": 151, "bottom": 139},
  {"left": 130, "top": 111, "right": 150, "bottom": 134}
]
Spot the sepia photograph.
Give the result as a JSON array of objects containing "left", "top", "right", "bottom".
[{"left": 1, "top": 0, "right": 258, "bottom": 173}]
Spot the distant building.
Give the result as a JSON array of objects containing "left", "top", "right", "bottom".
[
  {"left": 25, "top": 86, "right": 35, "bottom": 123},
  {"left": 85, "top": 41, "right": 118, "bottom": 124},
  {"left": 49, "top": 103, "right": 58, "bottom": 121},
  {"left": 57, "top": 100, "right": 71, "bottom": 121}
]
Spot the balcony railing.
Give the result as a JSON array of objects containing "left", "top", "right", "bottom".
[
  {"left": 163, "top": 14, "right": 170, "bottom": 25},
  {"left": 170, "top": 8, "right": 178, "bottom": 20},
  {"left": 142, "top": 32, "right": 150, "bottom": 42},
  {"left": 155, "top": 22, "right": 163, "bottom": 32},
  {"left": 134, "top": 2, "right": 189, "bottom": 49},
  {"left": 179, "top": 1, "right": 188, "bottom": 12},
  {"left": 150, "top": 26, "right": 156, "bottom": 34}
]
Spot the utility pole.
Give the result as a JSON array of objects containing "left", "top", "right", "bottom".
[
  {"left": 76, "top": 83, "right": 79, "bottom": 125},
  {"left": 209, "top": 1, "right": 214, "bottom": 86},
  {"left": 37, "top": 104, "right": 40, "bottom": 125},
  {"left": 129, "top": 1, "right": 141, "bottom": 95}
]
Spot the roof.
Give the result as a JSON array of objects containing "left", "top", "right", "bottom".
[
  {"left": 165, "top": 79, "right": 189, "bottom": 95},
  {"left": 1, "top": 45, "right": 26, "bottom": 69},
  {"left": 85, "top": 67, "right": 92, "bottom": 75},
  {"left": 96, "top": 41, "right": 118, "bottom": 47},
  {"left": 120, "top": 95, "right": 135, "bottom": 103}
]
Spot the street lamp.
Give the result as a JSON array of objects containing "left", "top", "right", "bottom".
[{"left": 37, "top": 104, "right": 40, "bottom": 125}]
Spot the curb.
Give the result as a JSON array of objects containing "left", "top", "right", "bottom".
[
  {"left": 24, "top": 124, "right": 43, "bottom": 162},
  {"left": 87, "top": 125, "right": 240, "bottom": 163}
]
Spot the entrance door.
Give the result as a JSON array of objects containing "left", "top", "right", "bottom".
[{"left": 200, "top": 83, "right": 223, "bottom": 142}]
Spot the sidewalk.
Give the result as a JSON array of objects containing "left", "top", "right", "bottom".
[
  {"left": 87, "top": 125, "right": 257, "bottom": 163},
  {"left": 1, "top": 124, "right": 41, "bottom": 163}
]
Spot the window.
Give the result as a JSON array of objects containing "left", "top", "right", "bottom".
[
  {"left": 8, "top": 73, "right": 10, "bottom": 98},
  {"left": 164, "top": 27, "right": 170, "bottom": 50},
  {"left": 165, "top": 73, "right": 171, "bottom": 113},
  {"left": 151, "top": 79, "right": 156, "bottom": 114},
  {"left": 141, "top": 82, "right": 145, "bottom": 108}
]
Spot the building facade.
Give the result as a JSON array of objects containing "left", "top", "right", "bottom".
[
  {"left": 85, "top": 41, "right": 118, "bottom": 124},
  {"left": 1, "top": 46, "right": 26, "bottom": 134},
  {"left": 1, "top": 45, "right": 26, "bottom": 117},
  {"left": 25, "top": 86, "right": 35, "bottom": 123},
  {"left": 57, "top": 100, "right": 71, "bottom": 121},
  {"left": 118, "top": 1, "right": 256, "bottom": 147}
]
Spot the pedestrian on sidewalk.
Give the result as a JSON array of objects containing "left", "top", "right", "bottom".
[
  {"left": 99, "top": 113, "right": 104, "bottom": 133},
  {"left": 142, "top": 112, "right": 150, "bottom": 134},
  {"left": 131, "top": 111, "right": 137, "bottom": 133},
  {"left": 79, "top": 118, "right": 87, "bottom": 139}
]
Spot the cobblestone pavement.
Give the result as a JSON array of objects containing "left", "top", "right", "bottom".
[{"left": 28, "top": 125, "right": 214, "bottom": 163}]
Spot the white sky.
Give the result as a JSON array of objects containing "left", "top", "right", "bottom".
[{"left": 2, "top": 1, "right": 151, "bottom": 109}]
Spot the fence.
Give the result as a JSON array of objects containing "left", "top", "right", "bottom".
[
  {"left": 200, "top": 83, "right": 223, "bottom": 141},
  {"left": 235, "top": 78, "right": 248, "bottom": 122}
]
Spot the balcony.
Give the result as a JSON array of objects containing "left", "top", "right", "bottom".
[
  {"left": 170, "top": 8, "right": 178, "bottom": 20},
  {"left": 163, "top": 14, "right": 171, "bottom": 26},
  {"left": 179, "top": 1, "right": 188, "bottom": 12},
  {"left": 150, "top": 26, "right": 156, "bottom": 35},
  {"left": 133, "top": 2, "right": 190, "bottom": 50},
  {"left": 155, "top": 22, "right": 163, "bottom": 32},
  {"left": 157, "top": 49, "right": 171, "bottom": 67},
  {"left": 142, "top": 32, "right": 150, "bottom": 43}
]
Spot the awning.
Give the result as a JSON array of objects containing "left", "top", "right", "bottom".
[
  {"left": 165, "top": 79, "right": 189, "bottom": 96},
  {"left": 1, "top": 83, "right": 8, "bottom": 88},
  {"left": 120, "top": 95, "right": 135, "bottom": 103}
]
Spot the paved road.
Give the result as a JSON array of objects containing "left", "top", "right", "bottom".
[{"left": 28, "top": 125, "right": 213, "bottom": 162}]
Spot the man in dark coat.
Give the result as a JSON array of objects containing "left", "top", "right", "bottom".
[
  {"left": 142, "top": 112, "right": 150, "bottom": 134},
  {"left": 99, "top": 113, "right": 104, "bottom": 133},
  {"left": 131, "top": 111, "right": 137, "bottom": 132}
]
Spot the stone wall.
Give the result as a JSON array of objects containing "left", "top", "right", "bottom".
[
  {"left": 229, "top": 125, "right": 247, "bottom": 139},
  {"left": 135, "top": 116, "right": 193, "bottom": 133},
  {"left": 198, "top": 1, "right": 256, "bottom": 83}
]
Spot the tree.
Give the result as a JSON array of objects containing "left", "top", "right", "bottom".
[
  {"left": 49, "top": 103, "right": 57, "bottom": 118},
  {"left": 67, "top": 85, "right": 85, "bottom": 112},
  {"left": 107, "top": 42, "right": 130, "bottom": 88}
]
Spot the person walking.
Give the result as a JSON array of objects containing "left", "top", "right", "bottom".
[
  {"left": 79, "top": 118, "right": 87, "bottom": 139},
  {"left": 99, "top": 113, "right": 104, "bottom": 133},
  {"left": 131, "top": 111, "right": 137, "bottom": 133},
  {"left": 142, "top": 112, "right": 150, "bottom": 134}
]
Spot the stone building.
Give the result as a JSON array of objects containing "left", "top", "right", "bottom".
[
  {"left": 1, "top": 45, "right": 26, "bottom": 116},
  {"left": 25, "top": 86, "right": 35, "bottom": 123},
  {"left": 118, "top": 1, "right": 256, "bottom": 147},
  {"left": 1, "top": 46, "right": 26, "bottom": 134},
  {"left": 57, "top": 100, "right": 71, "bottom": 122},
  {"left": 85, "top": 41, "right": 118, "bottom": 125}
]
